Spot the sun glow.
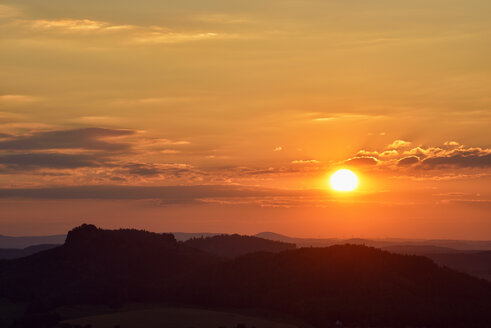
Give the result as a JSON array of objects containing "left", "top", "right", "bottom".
[{"left": 330, "top": 169, "right": 358, "bottom": 192}]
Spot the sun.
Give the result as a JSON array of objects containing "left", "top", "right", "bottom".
[{"left": 330, "top": 169, "right": 358, "bottom": 192}]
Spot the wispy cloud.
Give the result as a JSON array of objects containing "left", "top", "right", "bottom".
[
  {"left": 291, "top": 159, "right": 320, "bottom": 164},
  {"left": 30, "top": 19, "right": 134, "bottom": 32},
  {"left": 0, "top": 152, "right": 106, "bottom": 172},
  {"left": 132, "top": 31, "right": 230, "bottom": 44},
  {"left": 0, "top": 94, "right": 39, "bottom": 103},
  {"left": 313, "top": 113, "right": 387, "bottom": 122},
  {"left": 2, "top": 6, "right": 240, "bottom": 45},
  {"left": 0, "top": 4, "right": 21, "bottom": 19},
  {"left": 193, "top": 14, "right": 250, "bottom": 25},
  {"left": 0, "top": 128, "right": 135, "bottom": 151}
]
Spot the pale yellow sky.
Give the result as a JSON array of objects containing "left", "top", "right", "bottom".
[{"left": 0, "top": 1, "right": 490, "bottom": 237}]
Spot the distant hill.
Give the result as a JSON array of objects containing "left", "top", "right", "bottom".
[
  {"left": 255, "top": 232, "right": 339, "bottom": 246},
  {"left": 1, "top": 225, "right": 490, "bottom": 327},
  {"left": 0, "top": 234, "right": 65, "bottom": 249},
  {"left": 255, "top": 232, "right": 298, "bottom": 242},
  {"left": 379, "top": 245, "right": 491, "bottom": 281},
  {"left": 255, "top": 232, "right": 398, "bottom": 248},
  {"left": 255, "top": 232, "right": 491, "bottom": 250},
  {"left": 183, "top": 234, "right": 296, "bottom": 258},
  {"left": 426, "top": 251, "right": 491, "bottom": 281},
  {"left": 0, "top": 244, "right": 59, "bottom": 260}
]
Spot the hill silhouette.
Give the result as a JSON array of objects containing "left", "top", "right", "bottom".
[
  {"left": 427, "top": 251, "right": 491, "bottom": 281},
  {"left": 382, "top": 244, "right": 466, "bottom": 255},
  {"left": 0, "top": 224, "right": 218, "bottom": 306},
  {"left": 185, "top": 245, "right": 491, "bottom": 327},
  {"left": 0, "top": 234, "right": 65, "bottom": 249},
  {"left": 183, "top": 234, "right": 296, "bottom": 258},
  {"left": 0, "top": 244, "right": 58, "bottom": 260},
  {"left": 255, "top": 232, "right": 491, "bottom": 250},
  {"left": 1, "top": 225, "right": 490, "bottom": 328}
]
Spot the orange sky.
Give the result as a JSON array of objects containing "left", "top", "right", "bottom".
[{"left": 0, "top": 1, "right": 490, "bottom": 238}]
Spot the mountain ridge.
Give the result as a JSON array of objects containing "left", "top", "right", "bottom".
[{"left": 1, "top": 225, "right": 490, "bottom": 327}]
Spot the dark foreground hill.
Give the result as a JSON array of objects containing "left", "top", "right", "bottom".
[
  {"left": 0, "top": 224, "right": 218, "bottom": 305},
  {"left": 183, "top": 234, "right": 296, "bottom": 258},
  {"left": 1, "top": 225, "right": 490, "bottom": 328},
  {"left": 187, "top": 246, "right": 491, "bottom": 328}
]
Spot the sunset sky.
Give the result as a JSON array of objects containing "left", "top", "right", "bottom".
[{"left": 0, "top": 0, "right": 490, "bottom": 238}]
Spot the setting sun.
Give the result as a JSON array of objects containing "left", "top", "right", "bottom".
[{"left": 330, "top": 169, "right": 358, "bottom": 192}]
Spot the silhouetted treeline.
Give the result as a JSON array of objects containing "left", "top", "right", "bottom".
[
  {"left": 185, "top": 246, "right": 491, "bottom": 327},
  {"left": 183, "top": 234, "right": 296, "bottom": 258},
  {"left": 0, "top": 224, "right": 219, "bottom": 305},
  {"left": 1, "top": 224, "right": 490, "bottom": 328}
]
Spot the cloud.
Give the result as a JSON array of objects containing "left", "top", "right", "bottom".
[
  {"left": 420, "top": 150, "right": 491, "bottom": 169},
  {"left": 379, "top": 150, "right": 399, "bottom": 158},
  {"left": 0, "top": 128, "right": 135, "bottom": 151},
  {"left": 0, "top": 5, "right": 21, "bottom": 19},
  {"left": 344, "top": 157, "right": 378, "bottom": 166},
  {"left": 132, "top": 31, "right": 230, "bottom": 44},
  {"left": 0, "top": 184, "right": 359, "bottom": 208},
  {"left": 349, "top": 141, "right": 491, "bottom": 174},
  {"left": 313, "top": 113, "right": 387, "bottom": 122},
  {"left": 150, "top": 139, "right": 190, "bottom": 146},
  {"left": 0, "top": 153, "right": 105, "bottom": 171},
  {"left": 30, "top": 19, "right": 134, "bottom": 32},
  {"left": 0, "top": 127, "right": 202, "bottom": 182},
  {"left": 28, "top": 18, "right": 235, "bottom": 44},
  {"left": 0, "top": 185, "right": 297, "bottom": 201},
  {"left": 121, "top": 163, "right": 197, "bottom": 177},
  {"left": 273, "top": 146, "right": 283, "bottom": 152},
  {"left": 387, "top": 140, "right": 411, "bottom": 149},
  {"left": 231, "top": 161, "right": 325, "bottom": 176},
  {"left": 2, "top": 8, "right": 238, "bottom": 46},
  {"left": 0, "top": 184, "right": 400, "bottom": 207},
  {"left": 161, "top": 149, "right": 181, "bottom": 154},
  {"left": 398, "top": 156, "right": 419, "bottom": 166},
  {"left": 291, "top": 159, "right": 320, "bottom": 164},
  {"left": 193, "top": 14, "right": 250, "bottom": 24},
  {"left": 0, "top": 94, "right": 39, "bottom": 103},
  {"left": 439, "top": 198, "right": 491, "bottom": 207}
]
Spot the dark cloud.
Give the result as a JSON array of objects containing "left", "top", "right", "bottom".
[
  {"left": 0, "top": 185, "right": 319, "bottom": 204},
  {"left": 440, "top": 199, "right": 491, "bottom": 207},
  {"left": 123, "top": 163, "right": 164, "bottom": 176},
  {"left": 344, "top": 157, "right": 378, "bottom": 166},
  {"left": 0, "top": 153, "right": 105, "bottom": 171},
  {"left": 398, "top": 156, "right": 419, "bottom": 166},
  {"left": 420, "top": 152, "right": 491, "bottom": 169},
  {"left": 122, "top": 163, "right": 197, "bottom": 177},
  {"left": 0, "top": 128, "right": 134, "bottom": 151}
]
